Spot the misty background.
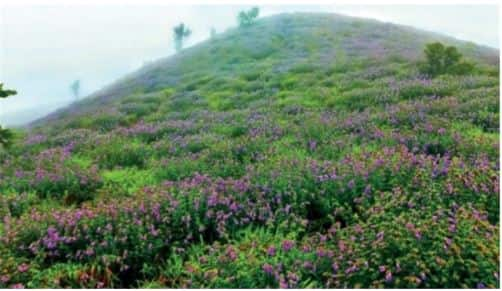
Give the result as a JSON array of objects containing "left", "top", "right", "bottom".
[{"left": 0, "top": 4, "right": 499, "bottom": 126}]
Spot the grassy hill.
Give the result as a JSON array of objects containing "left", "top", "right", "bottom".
[{"left": 1, "top": 13, "right": 499, "bottom": 288}]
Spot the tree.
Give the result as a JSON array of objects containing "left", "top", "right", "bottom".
[
  {"left": 420, "top": 42, "right": 474, "bottom": 77},
  {"left": 443, "top": 46, "right": 462, "bottom": 69},
  {"left": 237, "top": 7, "right": 260, "bottom": 28},
  {"left": 70, "top": 79, "right": 80, "bottom": 100},
  {"left": 173, "top": 23, "right": 192, "bottom": 52},
  {"left": 422, "top": 42, "right": 445, "bottom": 77},
  {"left": 0, "top": 83, "right": 16, "bottom": 98},
  {"left": 0, "top": 83, "right": 17, "bottom": 148}
]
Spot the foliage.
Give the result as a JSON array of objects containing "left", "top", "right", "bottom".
[
  {"left": 237, "top": 7, "right": 260, "bottom": 28},
  {"left": 0, "top": 83, "right": 17, "bottom": 148},
  {"left": 0, "top": 83, "right": 17, "bottom": 98},
  {"left": 420, "top": 42, "right": 474, "bottom": 77},
  {"left": 173, "top": 23, "right": 192, "bottom": 52},
  {"left": 0, "top": 144, "right": 102, "bottom": 204}
]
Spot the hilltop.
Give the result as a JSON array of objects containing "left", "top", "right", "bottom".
[
  {"left": 34, "top": 12, "right": 497, "bottom": 126},
  {"left": 1, "top": 13, "right": 499, "bottom": 288}
]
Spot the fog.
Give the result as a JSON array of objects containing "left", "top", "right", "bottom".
[{"left": 0, "top": 4, "right": 498, "bottom": 126}]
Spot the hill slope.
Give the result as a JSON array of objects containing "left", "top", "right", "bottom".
[
  {"left": 1, "top": 13, "right": 500, "bottom": 288},
  {"left": 36, "top": 12, "right": 498, "bottom": 125}
]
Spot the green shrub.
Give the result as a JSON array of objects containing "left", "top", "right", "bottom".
[
  {"left": 94, "top": 140, "right": 149, "bottom": 169},
  {"left": 419, "top": 42, "right": 474, "bottom": 77}
]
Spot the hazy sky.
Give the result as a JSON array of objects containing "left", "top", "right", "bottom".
[{"left": 0, "top": 4, "right": 499, "bottom": 125}]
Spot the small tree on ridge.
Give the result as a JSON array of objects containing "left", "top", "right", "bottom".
[
  {"left": 70, "top": 80, "right": 80, "bottom": 100},
  {"left": 173, "top": 23, "right": 192, "bottom": 52},
  {"left": 238, "top": 7, "right": 260, "bottom": 28}
]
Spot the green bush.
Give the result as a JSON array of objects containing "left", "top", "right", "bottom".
[
  {"left": 94, "top": 140, "right": 150, "bottom": 169},
  {"left": 419, "top": 42, "right": 474, "bottom": 77}
]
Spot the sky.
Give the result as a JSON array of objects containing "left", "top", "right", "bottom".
[{"left": 0, "top": 4, "right": 499, "bottom": 126}]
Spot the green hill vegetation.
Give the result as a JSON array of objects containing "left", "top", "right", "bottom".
[{"left": 0, "top": 13, "right": 499, "bottom": 288}]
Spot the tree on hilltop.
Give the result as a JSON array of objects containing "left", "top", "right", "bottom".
[
  {"left": 238, "top": 7, "right": 260, "bottom": 28},
  {"left": 173, "top": 23, "right": 192, "bottom": 52},
  {"left": 70, "top": 80, "right": 80, "bottom": 100}
]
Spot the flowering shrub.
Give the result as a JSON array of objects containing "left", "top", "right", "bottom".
[
  {"left": 91, "top": 138, "right": 150, "bottom": 169},
  {"left": 0, "top": 144, "right": 102, "bottom": 205},
  {"left": 0, "top": 140, "right": 498, "bottom": 287}
]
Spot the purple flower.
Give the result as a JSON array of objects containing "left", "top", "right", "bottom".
[
  {"left": 363, "top": 184, "right": 372, "bottom": 195},
  {"left": 262, "top": 263, "right": 274, "bottom": 275},
  {"left": 43, "top": 226, "right": 61, "bottom": 250},
  {"left": 308, "top": 140, "right": 317, "bottom": 151},
  {"left": 207, "top": 192, "right": 218, "bottom": 207},
  {"left": 332, "top": 262, "right": 339, "bottom": 272},
  {"left": 85, "top": 248, "right": 95, "bottom": 256},
  {"left": 0, "top": 275, "right": 10, "bottom": 283},
  {"left": 477, "top": 283, "right": 486, "bottom": 289},
  {"left": 287, "top": 271, "right": 299, "bottom": 286},
  {"left": 385, "top": 271, "right": 393, "bottom": 282},
  {"left": 379, "top": 265, "right": 386, "bottom": 273},
  {"left": 10, "top": 283, "right": 24, "bottom": 289},
  {"left": 303, "top": 261, "right": 314, "bottom": 270},
  {"left": 149, "top": 225, "right": 159, "bottom": 237},
  {"left": 282, "top": 240, "right": 294, "bottom": 252},
  {"left": 17, "top": 263, "right": 29, "bottom": 273},
  {"left": 229, "top": 202, "right": 239, "bottom": 212},
  {"left": 279, "top": 278, "right": 288, "bottom": 289},
  {"left": 226, "top": 246, "right": 237, "bottom": 261},
  {"left": 345, "top": 265, "right": 358, "bottom": 274},
  {"left": 151, "top": 203, "right": 161, "bottom": 221},
  {"left": 14, "top": 170, "right": 24, "bottom": 178},
  {"left": 338, "top": 240, "right": 346, "bottom": 252},
  {"left": 267, "top": 246, "right": 276, "bottom": 257},
  {"left": 316, "top": 247, "right": 326, "bottom": 258}
]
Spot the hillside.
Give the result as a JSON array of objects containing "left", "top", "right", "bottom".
[
  {"left": 35, "top": 13, "right": 498, "bottom": 126},
  {"left": 1, "top": 13, "right": 500, "bottom": 288}
]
